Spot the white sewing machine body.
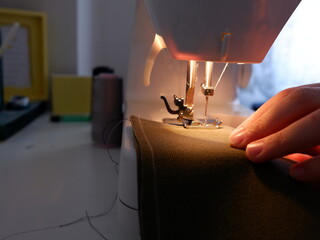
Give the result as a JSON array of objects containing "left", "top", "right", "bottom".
[
  {"left": 144, "top": 0, "right": 301, "bottom": 63},
  {"left": 117, "top": 0, "right": 301, "bottom": 238}
]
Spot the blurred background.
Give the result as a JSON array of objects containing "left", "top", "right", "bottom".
[
  {"left": 0, "top": 0, "right": 135, "bottom": 79},
  {"left": 0, "top": 0, "right": 319, "bottom": 109}
]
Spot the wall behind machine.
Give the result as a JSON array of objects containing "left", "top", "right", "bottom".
[
  {"left": 76, "top": 0, "right": 136, "bottom": 77},
  {"left": 0, "top": 0, "right": 136, "bottom": 79}
]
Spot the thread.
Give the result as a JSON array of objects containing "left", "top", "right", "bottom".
[
  {"left": 86, "top": 211, "right": 109, "bottom": 240},
  {"left": 214, "top": 63, "right": 229, "bottom": 90},
  {"left": 119, "top": 197, "right": 139, "bottom": 211},
  {"left": 103, "top": 119, "right": 128, "bottom": 174},
  {"left": 103, "top": 119, "right": 139, "bottom": 211},
  {"left": 0, "top": 119, "right": 128, "bottom": 240}
]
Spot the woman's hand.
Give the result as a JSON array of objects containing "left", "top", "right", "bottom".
[{"left": 229, "top": 83, "right": 320, "bottom": 182}]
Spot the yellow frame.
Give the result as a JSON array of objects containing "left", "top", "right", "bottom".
[{"left": 0, "top": 8, "right": 48, "bottom": 101}]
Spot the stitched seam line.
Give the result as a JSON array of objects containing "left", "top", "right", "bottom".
[{"left": 138, "top": 117, "right": 161, "bottom": 239}]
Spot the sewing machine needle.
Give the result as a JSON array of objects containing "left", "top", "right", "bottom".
[{"left": 204, "top": 96, "right": 209, "bottom": 125}]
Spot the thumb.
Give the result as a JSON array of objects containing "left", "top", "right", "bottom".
[{"left": 290, "top": 155, "right": 320, "bottom": 182}]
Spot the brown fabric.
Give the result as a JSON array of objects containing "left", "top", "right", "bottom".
[{"left": 131, "top": 116, "right": 320, "bottom": 240}]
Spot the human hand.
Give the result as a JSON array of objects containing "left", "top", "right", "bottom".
[{"left": 229, "top": 83, "right": 320, "bottom": 182}]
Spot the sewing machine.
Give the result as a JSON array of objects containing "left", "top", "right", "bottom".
[{"left": 117, "top": 0, "right": 301, "bottom": 238}]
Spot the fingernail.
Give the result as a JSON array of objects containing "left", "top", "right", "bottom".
[
  {"left": 290, "top": 166, "right": 306, "bottom": 180},
  {"left": 246, "top": 141, "right": 264, "bottom": 161},
  {"left": 230, "top": 128, "right": 245, "bottom": 147}
]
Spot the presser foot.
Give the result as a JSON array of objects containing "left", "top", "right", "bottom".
[
  {"left": 162, "top": 118, "right": 183, "bottom": 126},
  {"left": 160, "top": 95, "right": 222, "bottom": 129},
  {"left": 183, "top": 118, "right": 223, "bottom": 129},
  {"left": 162, "top": 117, "right": 222, "bottom": 129}
]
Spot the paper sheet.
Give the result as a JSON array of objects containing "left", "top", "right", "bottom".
[{"left": 0, "top": 26, "right": 31, "bottom": 88}]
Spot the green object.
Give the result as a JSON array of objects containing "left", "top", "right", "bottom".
[
  {"left": 50, "top": 115, "right": 91, "bottom": 122},
  {"left": 61, "top": 115, "right": 91, "bottom": 122}
]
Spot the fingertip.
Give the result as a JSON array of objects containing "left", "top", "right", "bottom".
[
  {"left": 246, "top": 141, "right": 265, "bottom": 162},
  {"left": 290, "top": 164, "right": 307, "bottom": 181},
  {"left": 229, "top": 127, "right": 246, "bottom": 148},
  {"left": 290, "top": 157, "right": 320, "bottom": 182}
]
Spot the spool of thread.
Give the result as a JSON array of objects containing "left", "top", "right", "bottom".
[{"left": 91, "top": 73, "right": 123, "bottom": 147}]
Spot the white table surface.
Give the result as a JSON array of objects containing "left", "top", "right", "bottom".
[{"left": 0, "top": 113, "right": 135, "bottom": 240}]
